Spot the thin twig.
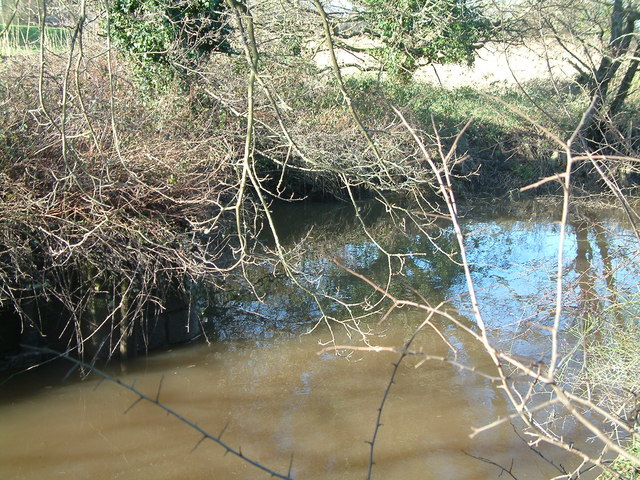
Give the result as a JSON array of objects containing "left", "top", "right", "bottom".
[{"left": 23, "top": 346, "right": 294, "bottom": 480}]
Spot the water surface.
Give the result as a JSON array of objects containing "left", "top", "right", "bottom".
[{"left": 2, "top": 200, "right": 635, "bottom": 479}]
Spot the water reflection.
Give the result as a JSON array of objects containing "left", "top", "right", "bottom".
[
  {"left": 0, "top": 321, "right": 591, "bottom": 480},
  {"left": 1, "top": 199, "right": 636, "bottom": 479},
  {"left": 220, "top": 200, "right": 637, "bottom": 350}
]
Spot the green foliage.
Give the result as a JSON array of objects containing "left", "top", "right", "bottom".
[
  {"left": 107, "top": 0, "right": 231, "bottom": 89},
  {"left": 356, "top": 0, "right": 492, "bottom": 80},
  {"left": 598, "top": 435, "right": 640, "bottom": 479}
]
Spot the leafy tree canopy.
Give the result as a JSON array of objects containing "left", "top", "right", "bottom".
[
  {"left": 355, "top": 0, "right": 492, "bottom": 78},
  {"left": 108, "top": 0, "right": 231, "bottom": 88}
]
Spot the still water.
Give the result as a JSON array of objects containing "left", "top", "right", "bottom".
[{"left": 1, "top": 200, "right": 637, "bottom": 479}]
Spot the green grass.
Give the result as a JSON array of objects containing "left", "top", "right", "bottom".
[
  {"left": 598, "top": 435, "right": 640, "bottom": 479},
  {"left": 0, "top": 24, "right": 68, "bottom": 55},
  {"left": 344, "top": 75, "right": 590, "bottom": 139},
  {"left": 341, "top": 75, "right": 592, "bottom": 187},
  {"left": 569, "top": 301, "right": 640, "bottom": 479}
]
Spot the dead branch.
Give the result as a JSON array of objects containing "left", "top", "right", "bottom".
[{"left": 23, "top": 346, "right": 295, "bottom": 480}]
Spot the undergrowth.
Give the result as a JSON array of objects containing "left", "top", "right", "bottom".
[
  {"left": 345, "top": 75, "right": 592, "bottom": 193},
  {"left": 599, "top": 435, "right": 640, "bottom": 479},
  {"left": 566, "top": 297, "right": 640, "bottom": 479},
  {"left": 0, "top": 24, "right": 68, "bottom": 55}
]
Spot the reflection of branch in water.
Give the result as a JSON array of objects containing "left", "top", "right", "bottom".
[
  {"left": 320, "top": 344, "right": 501, "bottom": 383},
  {"left": 23, "top": 346, "right": 295, "bottom": 480}
]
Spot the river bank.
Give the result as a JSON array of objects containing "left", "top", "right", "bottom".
[{"left": 2, "top": 48, "right": 639, "bottom": 376}]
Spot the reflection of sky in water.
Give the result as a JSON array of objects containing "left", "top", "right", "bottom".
[
  {"left": 465, "top": 220, "right": 637, "bottom": 328},
  {"left": 222, "top": 207, "right": 639, "bottom": 351},
  {"left": 457, "top": 221, "right": 571, "bottom": 328}
]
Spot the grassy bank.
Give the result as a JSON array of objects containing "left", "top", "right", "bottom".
[
  {"left": 346, "top": 76, "right": 593, "bottom": 195},
  {"left": 566, "top": 301, "right": 640, "bottom": 479}
]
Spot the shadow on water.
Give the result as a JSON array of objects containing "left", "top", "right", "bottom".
[{"left": 0, "top": 198, "right": 637, "bottom": 479}]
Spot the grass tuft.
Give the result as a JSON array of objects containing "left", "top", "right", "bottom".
[
  {"left": 598, "top": 435, "right": 640, "bottom": 479},
  {"left": 0, "top": 24, "right": 68, "bottom": 55}
]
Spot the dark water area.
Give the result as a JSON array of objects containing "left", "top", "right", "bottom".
[{"left": 1, "top": 199, "right": 637, "bottom": 479}]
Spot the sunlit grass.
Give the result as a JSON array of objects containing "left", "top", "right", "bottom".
[
  {"left": 568, "top": 298, "right": 640, "bottom": 480},
  {"left": 345, "top": 74, "right": 590, "bottom": 139},
  {"left": 564, "top": 295, "right": 640, "bottom": 416},
  {"left": 0, "top": 24, "right": 67, "bottom": 56},
  {"left": 599, "top": 435, "right": 640, "bottom": 479}
]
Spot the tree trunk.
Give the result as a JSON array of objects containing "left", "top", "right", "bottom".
[
  {"left": 608, "top": 42, "right": 640, "bottom": 119},
  {"left": 581, "top": 1, "right": 639, "bottom": 148}
]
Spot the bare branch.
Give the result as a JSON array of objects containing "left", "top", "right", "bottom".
[{"left": 24, "top": 346, "right": 294, "bottom": 480}]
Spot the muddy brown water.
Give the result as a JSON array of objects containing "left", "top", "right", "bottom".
[
  {"left": 1, "top": 201, "right": 635, "bottom": 479},
  {"left": 0, "top": 322, "right": 586, "bottom": 480}
]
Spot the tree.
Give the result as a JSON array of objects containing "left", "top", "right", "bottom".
[
  {"left": 496, "top": 0, "right": 640, "bottom": 151},
  {"left": 352, "top": 0, "right": 492, "bottom": 79},
  {"left": 581, "top": 0, "right": 640, "bottom": 147},
  {"left": 108, "top": 0, "right": 232, "bottom": 88}
]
